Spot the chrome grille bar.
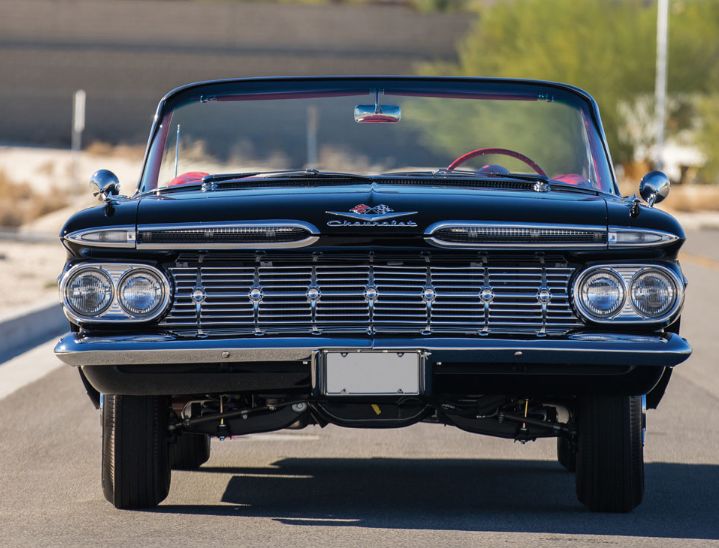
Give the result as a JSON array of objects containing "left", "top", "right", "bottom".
[{"left": 160, "top": 253, "right": 583, "bottom": 336}]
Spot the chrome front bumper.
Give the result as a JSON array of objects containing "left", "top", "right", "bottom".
[{"left": 54, "top": 332, "right": 691, "bottom": 368}]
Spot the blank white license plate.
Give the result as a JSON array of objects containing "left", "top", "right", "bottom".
[{"left": 322, "top": 351, "right": 422, "bottom": 396}]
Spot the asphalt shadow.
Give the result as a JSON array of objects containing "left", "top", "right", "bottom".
[{"left": 149, "top": 458, "right": 719, "bottom": 540}]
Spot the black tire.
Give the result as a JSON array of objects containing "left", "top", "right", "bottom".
[
  {"left": 102, "top": 395, "right": 171, "bottom": 509},
  {"left": 576, "top": 395, "right": 644, "bottom": 512},
  {"left": 170, "top": 433, "right": 211, "bottom": 470},
  {"left": 557, "top": 436, "right": 576, "bottom": 472}
]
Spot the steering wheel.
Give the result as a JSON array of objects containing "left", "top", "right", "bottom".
[{"left": 448, "top": 147, "right": 546, "bottom": 176}]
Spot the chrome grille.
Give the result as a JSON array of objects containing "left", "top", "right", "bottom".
[{"left": 160, "top": 254, "right": 583, "bottom": 336}]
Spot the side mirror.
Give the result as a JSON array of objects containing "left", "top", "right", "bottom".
[
  {"left": 90, "top": 169, "right": 120, "bottom": 202},
  {"left": 639, "top": 171, "right": 670, "bottom": 207}
]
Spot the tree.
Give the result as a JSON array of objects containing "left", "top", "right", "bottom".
[{"left": 420, "top": 0, "right": 719, "bottom": 173}]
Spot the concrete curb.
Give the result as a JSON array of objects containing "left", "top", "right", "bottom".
[
  {"left": 0, "top": 301, "right": 66, "bottom": 364},
  {"left": 672, "top": 212, "right": 719, "bottom": 231}
]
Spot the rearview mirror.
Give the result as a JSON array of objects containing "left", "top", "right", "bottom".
[
  {"left": 90, "top": 169, "right": 121, "bottom": 202},
  {"left": 354, "top": 104, "right": 401, "bottom": 124},
  {"left": 639, "top": 171, "right": 670, "bottom": 207},
  {"left": 354, "top": 89, "right": 401, "bottom": 124}
]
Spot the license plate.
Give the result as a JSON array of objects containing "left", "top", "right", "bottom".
[{"left": 321, "top": 351, "right": 423, "bottom": 396}]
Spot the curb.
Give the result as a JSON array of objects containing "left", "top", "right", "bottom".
[
  {"left": 0, "top": 301, "right": 66, "bottom": 364},
  {"left": 672, "top": 212, "right": 719, "bottom": 231}
]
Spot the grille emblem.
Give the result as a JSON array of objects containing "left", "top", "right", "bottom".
[
  {"left": 422, "top": 287, "right": 436, "bottom": 303},
  {"left": 537, "top": 288, "right": 552, "bottom": 303},
  {"left": 191, "top": 287, "right": 206, "bottom": 303},
  {"left": 479, "top": 287, "right": 494, "bottom": 302},
  {"left": 326, "top": 204, "right": 417, "bottom": 227},
  {"left": 364, "top": 287, "right": 379, "bottom": 302},
  {"left": 249, "top": 287, "right": 263, "bottom": 302},
  {"left": 307, "top": 287, "right": 321, "bottom": 301}
]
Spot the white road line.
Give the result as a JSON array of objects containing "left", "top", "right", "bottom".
[{"left": 0, "top": 339, "right": 62, "bottom": 401}]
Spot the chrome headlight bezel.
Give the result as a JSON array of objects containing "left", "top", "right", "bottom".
[
  {"left": 117, "top": 268, "right": 170, "bottom": 319},
  {"left": 60, "top": 263, "right": 171, "bottom": 324},
  {"left": 61, "top": 266, "right": 114, "bottom": 318},
  {"left": 573, "top": 267, "right": 626, "bottom": 321},
  {"left": 573, "top": 264, "right": 684, "bottom": 324},
  {"left": 629, "top": 267, "right": 681, "bottom": 319}
]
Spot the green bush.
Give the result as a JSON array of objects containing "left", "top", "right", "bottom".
[{"left": 420, "top": 0, "right": 719, "bottom": 174}]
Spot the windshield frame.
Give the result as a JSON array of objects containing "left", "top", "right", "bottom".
[{"left": 137, "top": 76, "right": 619, "bottom": 196}]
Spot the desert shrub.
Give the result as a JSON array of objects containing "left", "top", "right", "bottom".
[{"left": 0, "top": 170, "right": 69, "bottom": 228}]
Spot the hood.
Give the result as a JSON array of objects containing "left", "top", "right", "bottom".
[{"left": 135, "top": 184, "right": 609, "bottom": 237}]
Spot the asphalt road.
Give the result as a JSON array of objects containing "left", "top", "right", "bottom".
[{"left": 1, "top": 230, "right": 718, "bottom": 547}]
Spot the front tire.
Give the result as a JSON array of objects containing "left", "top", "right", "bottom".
[
  {"left": 102, "top": 395, "right": 171, "bottom": 509},
  {"left": 575, "top": 395, "right": 644, "bottom": 512},
  {"left": 557, "top": 436, "right": 576, "bottom": 472},
  {"left": 171, "top": 433, "right": 211, "bottom": 470}
]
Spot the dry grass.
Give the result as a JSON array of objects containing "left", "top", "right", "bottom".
[
  {"left": 0, "top": 169, "right": 69, "bottom": 228},
  {"left": 85, "top": 141, "right": 145, "bottom": 161},
  {"left": 663, "top": 185, "right": 719, "bottom": 212},
  {"left": 619, "top": 179, "right": 719, "bottom": 212}
]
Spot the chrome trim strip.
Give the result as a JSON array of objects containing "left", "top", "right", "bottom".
[
  {"left": 64, "top": 225, "right": 137, "bottom": 248},
  {"left": 136, "top": 220, "right": 320, "bottom": 250},
  {"left": 572, "top": 264, "right": 685, "bottom": 325},
  {"left": 607, "top": 226, "right": 680, "bottom": 248},
  {"left": 60, "top": 263, "right": 172, "bottom": 324},
  {"left": 424, "top": 221, "right": 607, "bottom": 249},
  {"left": 53, "top": 332, "right": 692, "bottom": 368}
]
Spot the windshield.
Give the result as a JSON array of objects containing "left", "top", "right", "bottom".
[{"left": 140, "top": 79, "right": 616, "bottom": 193}]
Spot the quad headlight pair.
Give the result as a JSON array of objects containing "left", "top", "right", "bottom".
[
  {"left": 60, "top": 263, "right": 170, "bottom": 323},
  {"left": 573, "top": 265, "right": 683, "bottom": 323}
]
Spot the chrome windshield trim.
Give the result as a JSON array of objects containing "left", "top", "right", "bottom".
[
  {"left": 135, "top": 220, "right": 320, "bottom": 250},
  {"left": 424, "top": 221, "right": 607, "bottom": 249},
  {"left": 607, "top": 226, "right": 680, "bottom": 248},
  {"left": 64, "top": 225, "right": 137, "bottom": 248},
  {"left": 53, "top": 331, "right": 691, "bottom": 368}
]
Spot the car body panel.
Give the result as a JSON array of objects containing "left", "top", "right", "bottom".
[{"left": 55, "top": 76, "right": 691, "bottom": 414}]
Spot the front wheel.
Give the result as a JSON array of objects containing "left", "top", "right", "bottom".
[
  {"left": 101, "top": 395, "right": 171, "bottom": 509},
  {"left": 557, "top": 436, "right": 576, "bottom": 472},
  {"left": 575, "top": 395, "right": 644, "bottom": 512},
  {"left": 171, "top": 433, "right": 211, "bottom": 470}
]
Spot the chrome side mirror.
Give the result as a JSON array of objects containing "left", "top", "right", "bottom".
[
  {"left": 639, "top": 171, "right": 670, "bottom": 207},
  {"left": 90, "top": 169, "right": 120, "bottom": 202}
]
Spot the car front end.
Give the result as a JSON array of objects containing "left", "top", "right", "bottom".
[{"left": 54, "top": 77, "right": 691, "bottom": 511}]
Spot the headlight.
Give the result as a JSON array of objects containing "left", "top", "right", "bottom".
[
  {"left": 64, "top": 268, "right": 113, "bottom": 317},
  {"left": 118, "top": 269, "right": 167, "bottom": 317},
  {"left": 574, "top": 264, "right": 684, "bottom": 324},
  {"left": 630, "top": 269, "right": 677, "bottom": 318},
  {"left": 577, "top": 269, "right": 625, "bottom": 319},
  {"left": 60, "top": 263, "right": 170, "bottom": 323}
]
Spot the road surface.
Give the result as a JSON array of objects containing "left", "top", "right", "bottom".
[{"left": 0, "top": 229, "right": 718, "bottom": 547}]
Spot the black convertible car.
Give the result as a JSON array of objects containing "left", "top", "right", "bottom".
[{"left": 55, "top": 77, "right": 691, "bottom": 512}]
